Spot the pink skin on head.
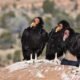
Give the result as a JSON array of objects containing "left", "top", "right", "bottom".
[
  {"left": 63, "top": 30, "right": 70, "bottom": 41},
  {"left": 31, "top": 18, "right": 40, "bottom": 28},
  {"left": 31, "top": 18, "right": 40, "bottom": 27},
  {"left": 34, "top": 18, "right": 40, "bottom": 25}
]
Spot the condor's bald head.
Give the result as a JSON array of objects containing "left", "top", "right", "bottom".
[
  {"left": 55, "top": 20, "right": 70, "bottom": 32},
  {"left": 31, "top": 17, "right": 44, "bottom": 29}
]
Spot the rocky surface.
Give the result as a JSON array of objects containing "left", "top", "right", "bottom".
[{"left": 0, "top": 60, "right": 80, "bottom": 80}]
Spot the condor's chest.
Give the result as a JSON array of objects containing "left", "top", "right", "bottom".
[
  {"left": 30, "top": 29, "right": 42, "bottom": 39},
  {"left": 28, "top": 29, "right": 43, "bottom": 46}
]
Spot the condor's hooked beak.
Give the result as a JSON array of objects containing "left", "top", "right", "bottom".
[
  {"left": 55, "top": 27, "right": 62, "bottom": 32},
  {"left": 55, "top": 24, "right": 63, "bottom": 32},
  {"left": 30, "top": 22, "right": 36, "bottom": 27}
]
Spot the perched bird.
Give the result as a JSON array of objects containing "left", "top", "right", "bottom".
[
  {"left": 55, "top": 20, "right": 80, "bottom": 66},
  {"left": 46, "top": 21, "right": 66, "bottom": 60},
  {"left": 21, "top": 17, "right": 48, "bottom": 61}
]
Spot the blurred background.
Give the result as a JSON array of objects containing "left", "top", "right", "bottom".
[{"left": 0, "top": 0, "right": 80, "bottom": 67}]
